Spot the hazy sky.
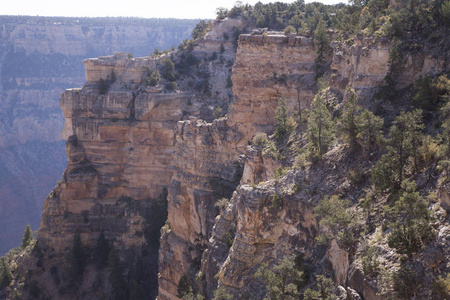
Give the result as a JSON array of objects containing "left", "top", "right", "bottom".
[{"left": 2, "top": 0, "right": 346, "bottom": 19}]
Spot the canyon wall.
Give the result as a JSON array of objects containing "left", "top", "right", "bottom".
[
  {"left": 0, "top": 16, "right": 196, "bottom": 254},
  {"left": 23, "top": 16, "right": 449, "bottom": 300},
  {"left": 159, "top": 30, "right": 448, "bottom": 300},
  {"left": 158, "top": 33, "right": 319, "bottom": 300}
]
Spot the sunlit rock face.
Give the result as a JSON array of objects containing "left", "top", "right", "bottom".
[
  {"left": 158, "top": 31, "right": 319, "bottom": 300},
  {"left": 39, "top": 53, "right": 185, "bottom": 252},
  {"left": 0, "top": 16, "right": 196, "bottom": 255}
]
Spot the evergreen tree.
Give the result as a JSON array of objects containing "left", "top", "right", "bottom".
[
  {"left": 372, "top": 110, "right": 424, "bottom": 192},
  {"left": 313, "top": 19, "right": 330, "bottom": 78},
  {"left": 338, "top": 90, "right": 360, "bottom": 149},
  {"left": 160, "top": 57, "right": 176, "bottom": 82},
  {"left": 255, "top": 255, "right": 304, "bottom": 300},
  {"left": 67, "top": 231, "right": 85, "bottom": 287},
  {"left": 356, "top": 109, "right": 384, "bottom": 155},
  {"left": 108, "top": 249, "right": 128, "bottom": 300},
  {"left": 386, "top": 180, "right": 433, "bottom": 258},
  {"left": 0, "top": 258, "right": 13, "bottom": 288},
  {"left": 21, "top": 224, "right": 33, "bottom": 248},
  {"left": 303, "top": 275, "right": 337, "bottom": 300},
  {"left": 403, "top": 109, "right": 425, "bottom": 173},
  {"left": 93, "top": 232, "right": 110, "bottom": 269},
  {"left": 307, "top": 94, "right": 335, "bottom": 159},
  {"left": 274, "top": 96, "right": 289, "bottom": 140}
]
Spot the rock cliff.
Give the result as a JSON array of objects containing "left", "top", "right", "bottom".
[
  {"left": 158, "top": 32, "right": 319, "bottom": 300},
  {"left": 0, "top": 16, "right": 197, "bottom": 255},
  {"left": 4, "top": 9, "right": 449, "bottom": 300}
]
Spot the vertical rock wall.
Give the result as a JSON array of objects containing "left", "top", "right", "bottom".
[
  {"left": 39, "top": 53, "right": 187, "bottom": 251},
  {"left": 158, "top": 33, "right": 319, "bottom": 300}
]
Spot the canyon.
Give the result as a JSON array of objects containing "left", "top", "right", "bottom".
[
  {"left": 0, "top": 16, "right": 197, "bottom": 255},
  {"left": 2, "top": 1, "right": 450, "bottom": 299}
]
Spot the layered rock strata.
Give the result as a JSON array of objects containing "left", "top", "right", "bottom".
[
  {"left": 158, "top": 33, "right": 319, "bottom": 300},
  {"left": 32, "top": 17, "right": 450, "bottom": 300},
  {"left": 39, "top": 52, "right": 186, "bottom": 251},
  {"left": 331, "top": 36, "right": 447, "bottom": 97},
  {"left": 160, "top": 31, "right": 449, "bottom": 300},
  {"left": 0, "top": 16, "right": 196, "bottom": 254}
]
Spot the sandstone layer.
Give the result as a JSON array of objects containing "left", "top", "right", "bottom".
[
  {"left": 0, "top": 16, "right": 196, "bottom": 255},
  {"left": 24, "top": 15, "right": 450, "bottom": 300},
  {"left": 158, "top": 32, "right": 319, "bottom": 300}
]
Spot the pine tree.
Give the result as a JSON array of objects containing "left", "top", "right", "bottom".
[
  {"left": 339, "top": 90, "right": 360, "bottom": 149},
  {"left": 313, "top": 19, "right": 330, "bottom": 78},
  {"left": 386, "top": 180, "right": 433, "bottom": 258},
  {"left": 0, "top": 258, "right": 13, "bottom": 288},
  {"left": 356, "top": 109, "right": 384, "bottom": 155},
  {"left": 255, "top": 255, "right": 303, "bottom": 300},
  {"left": 372, "top": 110, "right": 424, "bottom": 192},
  {"left": 307, "top": 94, "right": 335, "bottom": 159},
  {"left": 67, "top": 231, "right": 85, "bottom": 287},
  {"left": 21, "top": 224, "right": 33, "bottom": 248},
  {"left": 274, "top": 96, "right": 289, "bottom": 140},
  {"left": 108, "top": 249, "right": 128, "bottom": 300},
  {"left": 303, "top": 275, "right": 336, "bottom": 300},
  {"left": 401, "top": 109, "right": 425, "bottom": 169}
]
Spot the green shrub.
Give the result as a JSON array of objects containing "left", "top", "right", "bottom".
[
  {"left": 225, "top": 230, "right": 234, "bottom": 249},
  {"left": 213, "top": 286, "right": 233, "bottom": 300},
  {"left": 255, "top": 256, "right": 303, "bottom": 300},
  {"left": 252, "top": 133, "right": 269, "bottom": 147},
  {"left": 213, "top": 106, "right": 223, "bottom": 119},
  {"left": 165, "top": 82, "right": 178, "bottom": 92},
  {"left": 432, "top": 273, "right": 450, "bottom": 300},
  {"left": 215, "top": 198, "right": 230, "bottom": 210},
  {"left": 271, "top": 192, "right": 283, "bottom": 209},
  {"left": 284, "top": 25, "right": 297, "bottom": 34},
  {"left": 361, "top": 246, "right": 379, "bottom": 276},
  {"left": 294, "top": 153, "right": 308, "bottom": 169}
]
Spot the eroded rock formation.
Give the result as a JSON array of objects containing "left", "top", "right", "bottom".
[
  {"left": 26, "top": 15, "right": 450, "bottom": 300},
  {"left": 0, "top": 16, "right": 197, "bottom": 255}
]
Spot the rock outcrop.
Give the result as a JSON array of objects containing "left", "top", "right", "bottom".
[
  {"left": 158, "top": 32, "right": 319, "bottom": 300},
  {"left": 331, "top": 35, "right": 447, "bottom": 98},
  {"left": 0, "top": 16, "right": 196, "bottom": 255},
  {"left": 12, "top": 13, "right": 448, "bottom": 300}
]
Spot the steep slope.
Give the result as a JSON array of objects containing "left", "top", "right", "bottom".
[{"left": 0, "top": 16, "right": 197, "bottom": 255}]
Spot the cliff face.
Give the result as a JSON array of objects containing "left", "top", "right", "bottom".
[
  {"left": 15, "top": 15, "right": 448, "bottom": 300},
  {"left": 40, "top": 53, "right": 183, "bottom": 249},
  {"left": 159, "top": 29, "right": 448, "bottom": 300},
  {"left": 0, "top": 16, "right": 196, "bottom": 255},
  {"left": 158, "top": 33, "right": 319, "bottom": 300},
  {"left": 331, "top": 35, "right": 447, "bottom": 98}
]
